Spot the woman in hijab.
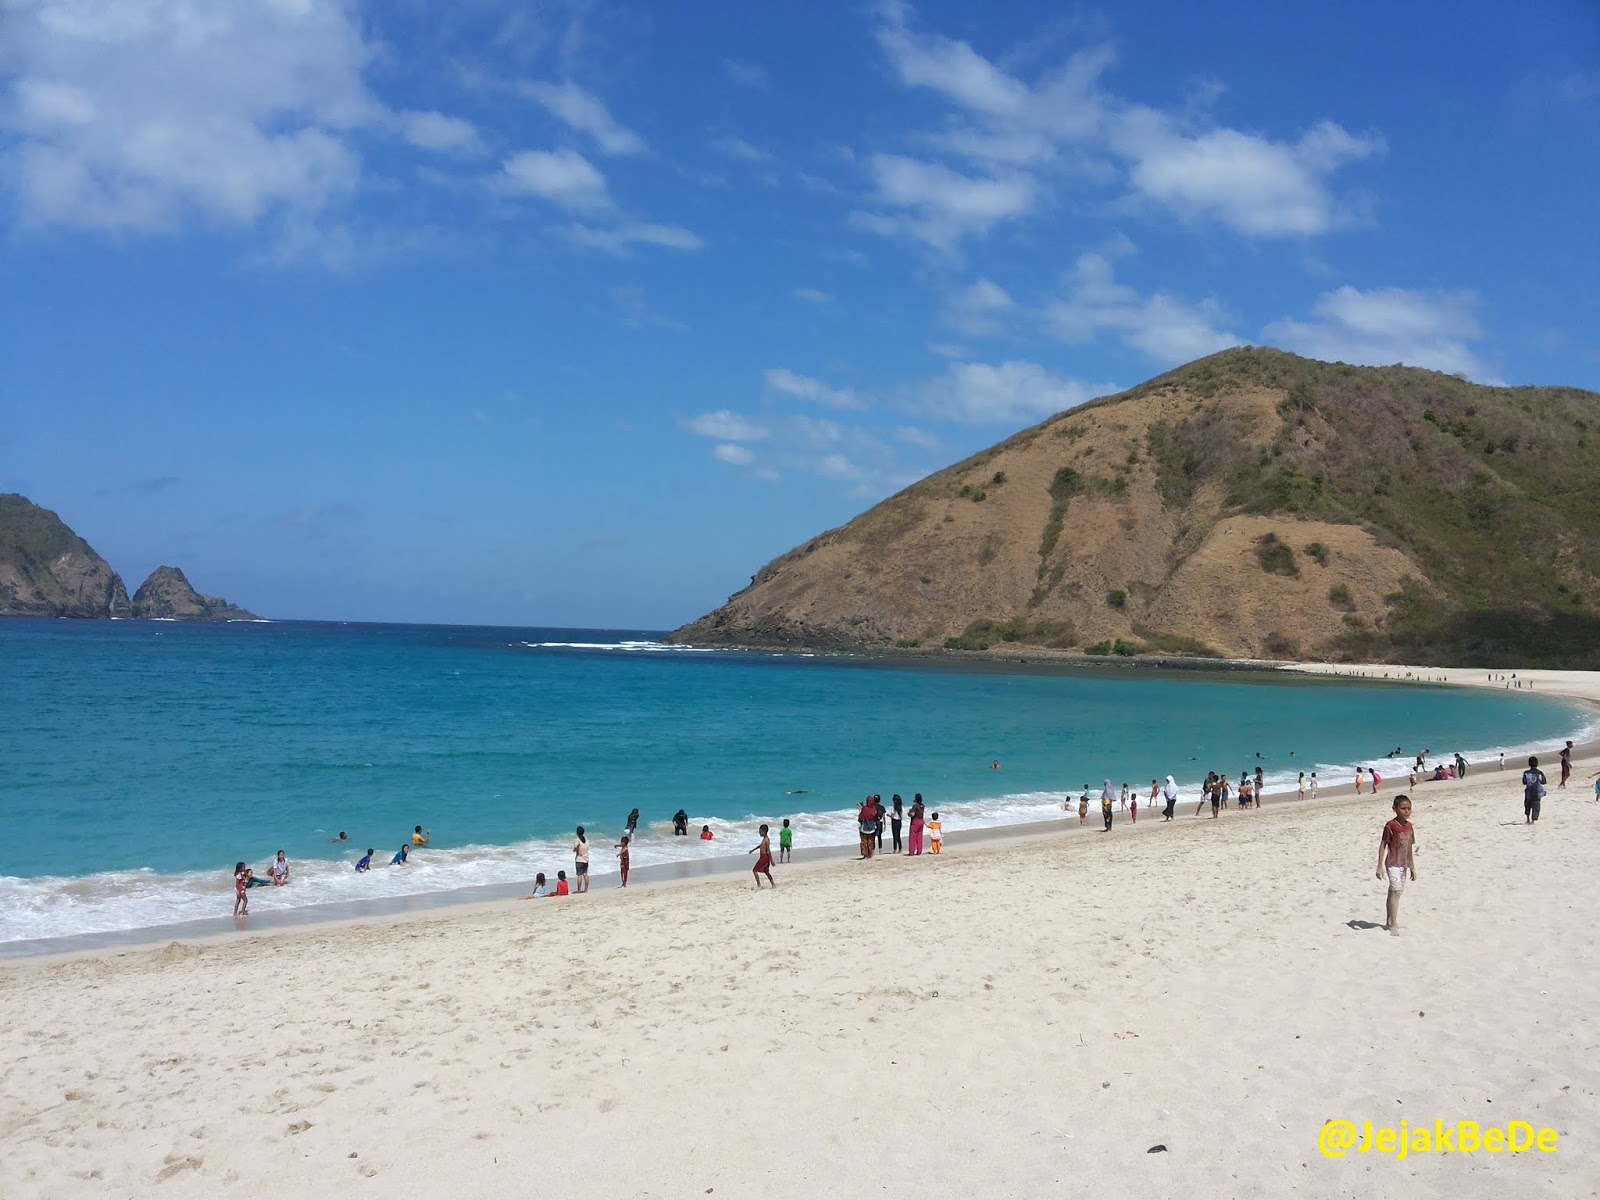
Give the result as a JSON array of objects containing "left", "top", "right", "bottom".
[
  {"left": 1100, "top": 780, "right": 1115, "bottom": 831},
  {"left": 1162, "top": 775, "right": 1179, "bottom": 821}
]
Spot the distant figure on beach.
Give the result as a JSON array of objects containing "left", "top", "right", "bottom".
[
  {"left": 1297, "top": 771, "right": 1306, "bottom": 801},
  {"left": 1354, "top": 767, "right": 1366, "bottom": 795},
  {"left": 907, "top": 794, "right": 926, "bottom": 856},
  {"left": 520, "top": 872, "right": 548, "bottom": 899},
  {"left": 749, "top": 824, "right": 776, "bottom": 888},
  {"left": 890, "top": 795, "right": 904, "bottom": 853},
  {"left": 1408, "top": 767, "right": 1418, "bottom": 789},
  {"left": 1119, "top": 782, "right": 1130, "bottom": 811},
  {"left": 1149, "top": 778, "right": 1160, "bottom": 812},
  {"left": 928, "top": 812, "right": 943, "bottom": 853},
  {"left": 391, "top": 844, "right": 409, "bottom": 866},
  {"left": 1454, "top": 752, "right": 1468, "bottom": 779},
  {"left": 1254, "top": 765, "right": 1265, "bottom": 798},
  {"left": 1078, "top": 788, "right": 1089, "bottom": 826},
  {"left": 1591, "top": 770, "right": 1600, "bottom": 802},
  {"left": 1129, "top": 789, "right": 1137, "bottom": 823},
  {"left": 1238, "top": 775, "right": 1254, "bottom": 809},
  {"left": 700, "top": 825, "right": 714, "bottom": 840},
  {"left": 615, "top": 835, "right": 631, "bottom": 887},
  {"left": 1559, "top": 741, "right": 1573, "bottom": 789},
  {"left": 574, "top": 826, "right": 591, "bottom": 893},
  {"left": 355, "top": 849, "right": 374, "bottom": 873},
  {"left": 269, "top": 850, "right": 289, "bottom": 885},
  {"left": 1209, "top": 776, "right": 1221, "bottom": 818},
  {"left": 873, "top": 794, "right": 886, "bottom": 852},
  {"left": 1162, "top": 775, "right": 1178, "bottom": 821},
  {"left": 1499, "top": 752, "right": 1506, "bottom": 770},
  {"left": 233, "top": 862, "right": 249, "bottom": 916},
  {"left": 1370, "top": 767, "right": 1382, "bottom": 794},
  {"left": 1100, "top": 781, "right": 1115, "bottom": 831},
  {"left": 1377, "top": 795, "right": 1417, "bottom": 936},
  {"left": 1522, "top": 757, "right": 1547, "bottom": 824},
  {"left": 779, "top": 818, "right": 793, "bottom": 862},
  {"left": 412, "top": 826, "right": 430, "bottom": 846},
  {"left": 673, "top": 809, "right": 689, "bottom": 836}
]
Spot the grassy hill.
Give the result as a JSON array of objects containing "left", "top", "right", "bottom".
[{"left": 669, "top": 348, "right": 1600, "bottom": 667}]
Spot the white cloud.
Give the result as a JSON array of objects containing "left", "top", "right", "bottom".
[
  {"left": 894, "top": 424, "right": 942, "bottom": 452},
  {"left": 518, "top": 81, "right": 645, "bottom": 156},
  {"left": 946, "top": 276, "right": 1015, "bottom": 335},
  {"left": 710, "top": 136, "right": 777, "bottom": 165},
  {"left": 764, "top": 368, "right": 863, "bottom": 410},
  {"left": 907, "top": 360, "right": 1116, "bottom": 424},
  {"left": 566, "top": 221, "right": 703, "bottom": 253},
  {"left": 875, "top": 2, "right": 1030, "bottom": 118},
  {"left": 1114, "top": 114, "right": 1384, "bottom": 235},
  {"left": 1044, "top": 253, "right": 1239, "bottom": 364},
  {"left": 853, "top": 153, "right": 1036, "bottom": 247},
  {"left": 712, "top": 443, "right": 755, "bottom": 465},
  {"left": 1262, "top": 286, "right": 1498, "bottom": 381},
  {"left": 499, "top": 149, "right": 609, "bottom": 211},
  {"left": 3, "top": 0, "right": 375, "bottom": 232},
  {"left": 400, "top": 110, "right": 481, "bottom": 155},
  {"left": 685, "top": 411, "right": 770, "bottom": 442},
  {"left": 722, "top": 59, "right": 770, "bottom": 90},
  {"left": 792, "top": 287, "right": 831, "bottom": 303}
]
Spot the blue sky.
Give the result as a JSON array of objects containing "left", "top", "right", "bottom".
[{"left": 4, "top": 0, "right": 1597, "bottom": 627}]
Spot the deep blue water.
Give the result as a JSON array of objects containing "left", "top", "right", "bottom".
[{"left": 1, "top": 618, "right": 1588, "bottom": 943}]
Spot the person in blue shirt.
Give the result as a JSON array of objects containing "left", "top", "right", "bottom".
[
  {"left": 391, "top": 844, "right": 409, "bottom": 866},
  {"left": 355, "top": 849, "right": 374, "bottom": 872}
]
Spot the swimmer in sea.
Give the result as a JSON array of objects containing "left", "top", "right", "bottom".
[
  {"left": 412, "top": 825, "right": 430, "bottom": 846},
  {"left": 391, "top": 844, "right": 409, "bottom": 866},
  {"left": 355, "top": 849, "right": 374, "bottom": 872}
]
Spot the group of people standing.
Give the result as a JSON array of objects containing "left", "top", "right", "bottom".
[{"left": 856, "top": 794, "right": 939, "bottom": 858}]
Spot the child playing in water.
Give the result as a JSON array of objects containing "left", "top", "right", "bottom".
[
  {"left": 1078, "top": 789, "right": 1089, "bottom": 826},
  {"left": 927, "top": 813, "right": 943, "bottom": 853},
  {"left": 778, "top": 818, "right": 793, "bottom": 863}
]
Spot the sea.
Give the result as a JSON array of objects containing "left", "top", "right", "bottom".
[{"left": 2, "top": 618, "right": 1590, "bottom": 954}]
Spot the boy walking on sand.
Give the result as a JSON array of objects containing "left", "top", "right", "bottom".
[{"left": 1376, "top": 796, "right": 1417, "bottom": 935}]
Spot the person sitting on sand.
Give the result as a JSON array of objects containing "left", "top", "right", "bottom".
[
  {"left": 1431, "top": 765, "right": 1448, "bottom": 781},
  {"left": 391, "top": 844, "right": 409, "bottom": 866},
  {"left": 552, "top": 870, "right": 570, "bottom": 896},
  {"left": 412, "top": 826, "right": 430, "bottom": 846},
  {"left": 520, "top": 872, "right": 549, "bottom": 899},
  {"left": 355, "top": 849, "right": 374, "bottom": 872}
]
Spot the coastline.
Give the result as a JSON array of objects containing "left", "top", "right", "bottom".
[
  {"left": 5, "top": 662, "right": 1595, "bottom": 961},
  {"left": 4, "top": 740, "right": 1596, "bottom": 1197}
]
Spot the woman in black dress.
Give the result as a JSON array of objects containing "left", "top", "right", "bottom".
[{"left": 890, "top": 794, "right": 904, "bottom": 852}]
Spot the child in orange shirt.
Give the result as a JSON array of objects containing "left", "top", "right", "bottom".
[{"left": 927, "top": 813, "right": 943, "bottom": 854}]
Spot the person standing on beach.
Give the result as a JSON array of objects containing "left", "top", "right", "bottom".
[
  {"left": 1522, "top": 757, "right": 1547, "bottom": 824},
  {"left": 1101, "top": 784, "right": 1114, "bottom": 831},
  {"left": 1370, "top": 766, "right": 1382, "bottom": 794},
  {"left": 614, "top": 835, "right": 631, "bottom": 887},
  {"left": 1149, "top": 778, "right": 1160, "bottom": 813},
  {"left": 1309, "top": 772, "right": 1319, "bottom": 800},
  {"left": 779, "top": 818, "right": 793, "bottom": 862},
  {"left": 1454, "top": 752, "right": 1468, "bottom": 779},
  {"left": 1078, "top": 788, "right": 1089, "bottom": 826},
  {"left": 1162, "top": 775, "right": 1178, "bottom": 820},
  {"left": 749, "top": 824, "right": 776, "bottom": 888},
  {"left": 1129, "top": 789, "right": 1138, "bottom": 823},
  {"left": 1297, "top": 771, "right": 1306, "bottom": 801},
  {"left": 1559, "top": 742, "right": 1573, "bottom": 789},
  {"left": 857, "top": 798, "right": 876, "bottom": 860},
  {"left": 574, "top": 827, "right": 591, "bottom": 893},
  {"left": 907, "top": 794, "right": 926, "bottom": 856},
  {"left": 1376, "top": 795, "right": 1417, "bottom": 936},
  {"left": 233, "top": 862, "right": 249, "bottom": 916},
  {"left": 1354, "top": 767, "right": 1366, "bottom": 795},
  {"left": 1119, "top": 782, "right": 1130, "bottom": 812},
  {"left": 890, "top": 795, "right": 904, "bottom": 853},
  {"left": 1210, "top": 776, "right": 1221, "bottom": 818},
  {"left": 873, "top": 795, "right": 886, "bottom": 852},
  {"left": 927, "top": 812, "right": 943, "bottom": 853}
]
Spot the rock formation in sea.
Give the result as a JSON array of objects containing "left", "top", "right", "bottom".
[
  {"left": 131, "top": 566, "right": 260, "bottom": 621},
  {"left": 668, "top": 347, "right": 1600, "bottom": 667},
  {"left": 0, "top": 494, "right": 262, "bottom": 621},
  {"left": 0, "top": 494, "right": 131, "bottom": 618}
]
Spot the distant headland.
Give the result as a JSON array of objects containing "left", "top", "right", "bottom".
[{"left": 0, "top": 493, "right": 262, "bottom": 621}]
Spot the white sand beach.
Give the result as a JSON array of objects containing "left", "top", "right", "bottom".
[{"left": 3, "top": 680, "right": 1598, "bottom": 1199}]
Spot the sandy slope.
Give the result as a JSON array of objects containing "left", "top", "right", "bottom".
[{"left": 3, "top": 728, "right": 1597, "bottom": 1198}]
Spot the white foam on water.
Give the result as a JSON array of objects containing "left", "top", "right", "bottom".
[{"left": 517, "top": 640, "right": 719, "bottom": 653}]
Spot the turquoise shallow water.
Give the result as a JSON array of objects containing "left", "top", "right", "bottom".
[{"left": 2, "top": 618, "right": 1589, "bottom": 945}]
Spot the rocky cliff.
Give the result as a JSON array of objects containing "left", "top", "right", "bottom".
[
  {"left": 0, "top": 494, "right": 262, "bottom": 621},
  {"left": 0, "top": 494, "right": 130, "bottom": 617},
  {"left": 130, "top": 566, "right": 260, "bottom": 621},
  {"left": 669, "top": 348, "right": 1600, "bottom": 667}
]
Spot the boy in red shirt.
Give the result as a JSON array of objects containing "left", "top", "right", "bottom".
[{"left": 1376, "top": 796, "right": 1417, "bottom": 936}]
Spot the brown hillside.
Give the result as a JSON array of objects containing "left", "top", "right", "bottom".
[{"left": 669, "top": 348, "right": 1600, "bottom": 666}]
